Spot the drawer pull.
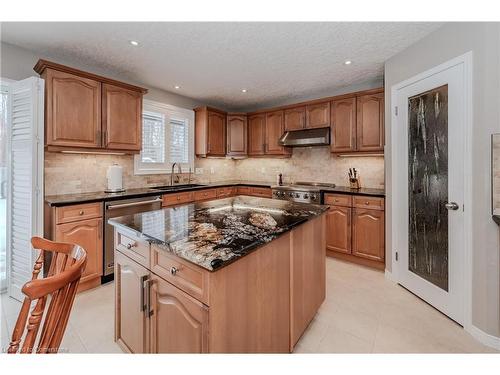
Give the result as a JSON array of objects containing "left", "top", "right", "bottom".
[
  {"left": 126, "top": 243, "right": 136, "bottom": 250},
  {"left": 177, "top": 196, "right": 181, "bottom": 200},
  {"left": 170, "top": 266, "right": 179, "bottom": 276},
  {"left": 79, "top": 210, "right": 84, "bottom": 215},
  {"left": 365, "top": 201, "right": 370, "bottom": 205}
]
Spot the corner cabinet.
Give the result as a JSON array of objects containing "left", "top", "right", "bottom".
[
  {"left": 34, "top": 59, "right": 147, "bottom": 154},
  {"left": 195, "top": 107, "right": 226, "bottom": 157}
]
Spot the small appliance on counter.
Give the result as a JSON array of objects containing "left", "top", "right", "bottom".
[
  {"left": 105, "top": 163, "right": 125, "bottom": 193},
  {"left": 348, "top": 168, "right": 360, "bottom": 189}
]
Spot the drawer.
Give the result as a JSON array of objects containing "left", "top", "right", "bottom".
[
  {"left": 324, "top": 194, "right": 352, "bottom": 207},
  {"left": 236, "top": 186, "right": 251, "bottom": 195},
  {"left": 55, "top": 202, "right": 102, "bottom": 224},
  {"left": 216, "top": 187, "right": 235, "bottom": 198},
  {"left": 115, "top": 230, "right": 150, "bottom": 268},
  {"left": 353, "top": 196, "right": 385, "bottom": 211},
  {"left": 162, "top": 191, "right": 194, "bottom": 207},
  {"left": 194, "top": 188, "right": 218, "bottom": 201},
  {"left": 150, "top": 246, "right": 210, "bottom": 305},
  {"left": 249, "top": 187, "right": 272, "bottom": 198}
]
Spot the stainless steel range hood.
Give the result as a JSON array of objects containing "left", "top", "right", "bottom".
[{"left": 278, "top": 127, "right": 330, "bottom": 147}]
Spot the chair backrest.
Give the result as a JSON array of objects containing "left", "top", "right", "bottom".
[{"left": 8, "top": 236, "right": 87, "bottom": 354}]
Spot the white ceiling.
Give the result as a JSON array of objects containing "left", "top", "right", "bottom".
[{"left": 1, "top": 22, "right": 441, "bottom": 111}]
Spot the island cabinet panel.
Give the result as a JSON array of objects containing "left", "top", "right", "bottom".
[
  {"left": 265, "top": 110, "right": 289, "bottom": 155},
  {"left": 149, "top": 275, "right": 209, "bottom": 353},
  {"left": 331, "top": 97, "right": 357, "bottom": 153},
  {"left": 195, "top": 107, "right": 227, "bottom": 157},
  {"left": 44, "top": 68, "right": 101, "bottom": 148},
  {"left": 226, "top": 114, "right": 247, "bottom": 156},
  {"left": 325, "top": 206, "right": 351, "bottom": 255},
  {"left": 247, "top": 114, "right": 266, "bottom": 156},
  {"left": 284, "top": 106, "right": 306, "bottom": 131},
  {"left": 306, "top": 102, "right": 330, "bottom": 129},
  {"left": 290, "top": 215, "right": 326, "bottom": 350},
  {"left": 356, "top": 93, "right": 384, "bottom": 152},
  {"left": 208, "top": 233, "right": 291, "bottom": 353},
  {"left": 114, "top": 251, "right": 150, "bottom": 354},
  {"left": 115, "top": 229, "right": 150, "bottom": 268},
  {"left": 352, "top": 208, "right": 385, "bottom": 262},
  {"left": 102, "top": 83, "right": 142, "bottom": 151}
]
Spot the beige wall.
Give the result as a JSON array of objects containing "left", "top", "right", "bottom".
[{"left": 385, "top": 22, "right": 500, "bottom": 336}]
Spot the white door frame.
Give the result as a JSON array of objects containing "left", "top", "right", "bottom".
[{"left": 390, "top": 52, "right": 473, "bottom": 330}]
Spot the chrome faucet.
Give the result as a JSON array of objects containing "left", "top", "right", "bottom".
[{"left": 171, "top": 162, "right": 182, "bottom": 185}]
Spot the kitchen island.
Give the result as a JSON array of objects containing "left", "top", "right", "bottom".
[{"left": 108, "top": 196, "right": 327, "bottom": 353}]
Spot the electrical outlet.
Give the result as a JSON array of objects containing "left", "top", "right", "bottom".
[
  {"left": 195, "top": 168, "right": 203, "bottom": 174},
  {"left": 210, "top": 167, "right": 215, "bottom": 174}
]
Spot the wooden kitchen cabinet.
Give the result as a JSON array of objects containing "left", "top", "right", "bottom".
[
  {"left": 352, "top": 208, "right": 385, "bottom": 262},
  {"left": 265, "top": 110, "right": 290, "bottom": 156},
  {"left": 114, "top": 251, "right": 150, "bottom": 354},
  {"left": 34, "top": 59, "right": 146, "bottom": 153},
  {"left": 325, "top": 206, "right": 351, "bottom": 254},
  {"left": 162, "top": 191, "right": 194, "bottom": 207},
  {"left": 248, "top": 114, "right": 266, "bottom": 156},
  {"left": 306, "top": 102, "right": 330, "bottom": 129},
  {"left": 356, "top": 93, "right": 384, "bottom": 152},
  {"left": 284, "top": 106, "right": 306, "bottom": 131},
  {"left": 102, "top": 83, "right": 142, "bottom": 151},
  {"left": 194, "top": 188, "right": 218, "bottom": 202},
  {"left": 226, "top": 114, "right": 247, "bottom": 157},
  {"left": 195, "top": 107, "right": 226, "bottom": 157},
  {"left": 42, "top": 68, "right": 101, "bottom": 148},
  {"left": 149, "top": 275, "right": 209, "bottom": 353},
  {"left": 331, "top": 97, "right": 356, "bottom": 153}
]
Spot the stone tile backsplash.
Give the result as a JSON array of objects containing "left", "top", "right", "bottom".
[{"left": 44, "top": 148, "right": 385, "bottom": 195}]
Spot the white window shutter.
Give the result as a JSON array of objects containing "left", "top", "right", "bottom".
[{"left": 7, "top": 77, "right": 44, "bottom": 302}]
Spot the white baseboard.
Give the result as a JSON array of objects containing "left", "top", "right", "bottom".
[
  {"left": 384, "top": 269, "right": 396, "bottom": 283},
  {"left": 466, "top": 324, "right": 500, "bottom": 351}
]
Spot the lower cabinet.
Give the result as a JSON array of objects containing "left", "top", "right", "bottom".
[
  {"left": 352, "top": 208, "right": 385, "bottom": 262},
  {"left": 325, "top": 206, "right": 351, "bottom": 254},
  {"left": 149, "top": 275, "right": 209, "bottom": 353}
]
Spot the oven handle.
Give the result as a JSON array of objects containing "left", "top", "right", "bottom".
[{"left": 106, "top": 197, "right": 162, "bottom": 210}]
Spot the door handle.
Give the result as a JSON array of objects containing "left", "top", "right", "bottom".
[
  {"left": 140, "top": 275, "right": 149, "bottom": 312},
  {"left": 445, "top": 202, "right": 459, "bottom": 211}
]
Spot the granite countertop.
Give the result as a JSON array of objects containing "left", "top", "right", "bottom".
[
  {"left": 45, "top": 180, "right": 274, "bottom": 207},
  {"left": 108, "top": 196, "right": 328, "bottom": 272},
  {"left": 319, "top": 186, "right": 385, "bottom": 197}
]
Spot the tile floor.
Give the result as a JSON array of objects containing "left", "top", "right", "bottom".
[{"left": 1, "top": 258, "right": 498, "bottom": 353}]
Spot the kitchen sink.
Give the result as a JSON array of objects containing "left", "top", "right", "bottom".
[{"left": 149, "top": 184, "right": 206, "bottom": 191}]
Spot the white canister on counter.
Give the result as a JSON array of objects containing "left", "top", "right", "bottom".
[{"left": 105, "top": 163, "right": 124, "bottom": 193}]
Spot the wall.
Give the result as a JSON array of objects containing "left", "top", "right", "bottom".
[{"left": 385, "top": 23, "right": 500, "bottom": 337}]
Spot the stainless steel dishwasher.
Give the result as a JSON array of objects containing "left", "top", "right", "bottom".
[{"left": 103, "top": 195, "right": 162, "bottom": 281}]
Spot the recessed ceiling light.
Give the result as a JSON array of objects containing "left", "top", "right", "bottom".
[
  {"left": 129, "top": 40, "right": 139, "bottom": 46},
  {"left": 344, "top": 60, "right": 352, "bottom": 65},
  {"left": 174, "top": 85, "right": 180, "bottom": 89},
  {"left": 241, "top": 89, "right": 247, "bottom": 93}
]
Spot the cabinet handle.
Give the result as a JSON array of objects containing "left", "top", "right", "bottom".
[
  {"left": 126, "top": 242, "right": 136, "bottom": 250},
  {"left": 146, "top": 279, "right": 154, "bottom": 318},
  {"left": 365, "top": 201, "right": 370, "bottom": 205},
  {"left": 170, "top": 266, "right": 178, "bottom": 276},
  {"left": 79, "top": 210, "right": 84, "bottom": 215},
  {"left": 98, "top": 220, "right": 102, "bottom": 239},
  {"left": 140, "top": 275, "right": 148, "bottom": 312}
]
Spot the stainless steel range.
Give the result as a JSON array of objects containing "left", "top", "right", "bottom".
[{"left": 271, "top": 182, "right": 336, "bottom": 204}]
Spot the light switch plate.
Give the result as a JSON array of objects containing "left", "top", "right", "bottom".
[
  {"left": 195, "top": 168, "right": 203, "bottom": 174},
  {"left": 210, "top": 167, "right": 215, "bottom": 174}
]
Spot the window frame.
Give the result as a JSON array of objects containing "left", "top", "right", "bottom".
[{"left": 134, "top": 99, "right": 195, "bottom": 175}]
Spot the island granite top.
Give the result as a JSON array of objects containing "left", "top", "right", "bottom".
[{"left": 108, "top": 196, "right": 328, "bottom": 272}]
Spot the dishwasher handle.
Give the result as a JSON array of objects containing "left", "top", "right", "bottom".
[{"left": 106, "top": 197, "right": 162, "bottom": 210}]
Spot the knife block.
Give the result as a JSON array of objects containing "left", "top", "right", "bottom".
[{"left": 349, "top": 177, "right": 360, "bottom": 189}]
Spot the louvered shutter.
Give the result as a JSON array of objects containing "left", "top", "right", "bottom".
[
  {"left": 169, "top": 118, "right": 189, "bottom": 164},
  {"left": 7, "top": 77, "right": 44, "bottom": 301}
]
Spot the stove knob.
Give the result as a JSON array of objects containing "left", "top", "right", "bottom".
[
  {"left": 288, "top": 192, "right": 294, "bottom": 197},
  {"left": 310, "top": 194, "right": 317, "bottom": 201},
  {"left": 304, "top": 193, "right": 309, "bottom": 199}
]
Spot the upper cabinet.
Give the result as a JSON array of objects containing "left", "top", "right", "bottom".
[
  {"left": 226, "top": 114, "right": 247, "bottom": 157},
  {"left": 306, "top": 102, "right": 330, "bottom": 129},
  {"left": 248, "top": 114, "right": 266, "bottom": 156},
  {"left": 265, "top": 111, "right": 290, "bottom": 156},
  {"left": 330, "top": 89, "right": 384, "bottom": 154},
  {"left": 195, "top": 107, "right": 226, "bottom": 157},
  {"left": 102, "top": 84, "right": 142, "bottom": 151},
  {"left": 356, "top": 93, "right": 384, "bottom": 152},
  {"left": 34, "top": 59, "right": 147, "bottom": 154},
  {"left": 284, "top": 106, "right": 305, "bottom": 131}
]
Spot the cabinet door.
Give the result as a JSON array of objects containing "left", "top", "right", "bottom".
[
  {"left": 55, "top": 217, "right": 103, "bottom": 285},
  {"left": 102, "top": 83, "right": 142, "bottom": 151},
  {"left": 284, "top": 107, "right": 305, "bottom": 131},
  {"left": 207, "top": 111, "right": 226, "bottom": 156},
  {"left": 325, "top": 206, "right": 351, "bottom": 254},
  {"left": 265, "top": 110, "right": 287, "bottom": 155},
  {"left": 226, "top": 115, "right": 247, "bottom": 156},
  {"left": 356, "top": 93, "right": 384, "bottom": 152},
  {"left": 306, "top": 102, "right": 330, "bottom": 129},
  {"left": 45, "top": 68, "right": 101, "bottom": 148},
  {"left": 149, "top": 275, "right": 209, "bottom": 353},
  {"left": 114, "top": 251, "right": 150, "bottom": 353},
  {"left": 248, "top": 114, "right": 266, "bottom": 156},
  {"left": 331, "top": 97, "right": 356, "bottom": 153},
  {"left": 352, "top": 208, "right": 385, "bottom": 262}
]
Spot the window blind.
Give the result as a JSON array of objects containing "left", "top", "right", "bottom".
[
  {"left": 141, "top": 112, "right": 165, "bottom": 164},
  {"left": 170, "top": 118, "right": 189, "bottom": 164}
]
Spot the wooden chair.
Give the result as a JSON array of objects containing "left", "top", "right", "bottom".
[{"left": 8, "top": 237, "right": 87, "bottom": 354}]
